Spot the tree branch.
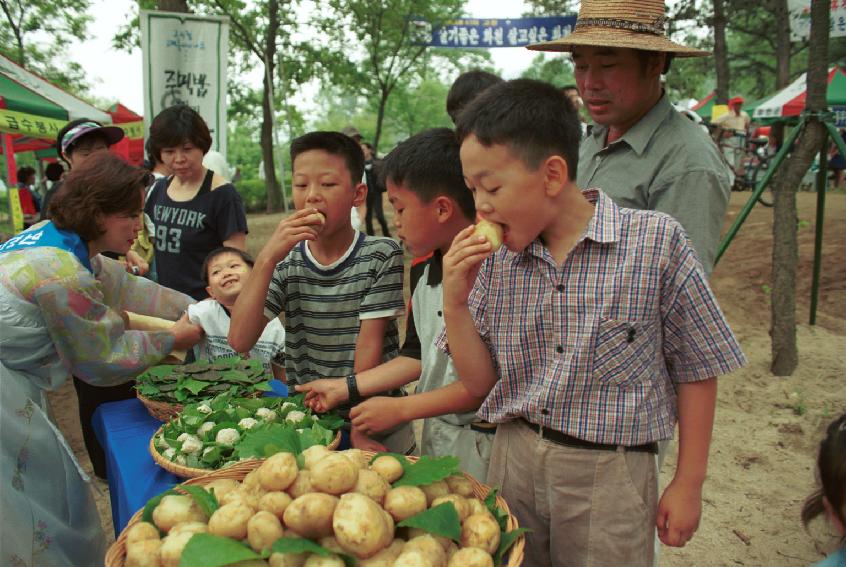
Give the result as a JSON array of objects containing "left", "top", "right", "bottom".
[{"left": 209, "top": 0, "right": 263, "bottom": 60}]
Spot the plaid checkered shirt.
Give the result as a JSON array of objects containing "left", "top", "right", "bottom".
[{"left": 440, "top": 188, "right": 746, "bottom": 445}]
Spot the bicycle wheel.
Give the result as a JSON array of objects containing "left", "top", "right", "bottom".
[{"left": 749, "top": 159, "right": 774, "bottom": 207}]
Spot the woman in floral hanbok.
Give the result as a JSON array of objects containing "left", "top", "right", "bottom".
[{"left": 0, "top": 153, "right": 203, "bottom": 566}]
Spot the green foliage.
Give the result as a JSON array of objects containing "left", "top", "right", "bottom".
[
  {"left": 0, "top": 0, "right": 93, "bottom": 95},
  {"left": 135, "top": 358, "right": 270, "bottom": 403},
  {"left": 522, "top": 0, "right": 579, "bottom": 15},
  {"left": 180, "top": 533, "right": 263, "bottom": 567},
  {"left": 390, "top": 454, "right": 461, "bottom": 487},
  {"left": 397, "top": 502, "right": 462, "bottom": 541},
  {"left": 520, "top": 53, "right": 575, "bottom": 87}
]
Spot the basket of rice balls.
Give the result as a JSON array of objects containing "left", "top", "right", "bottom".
[
  {"left": 136, "top": 357, "right": 273, "bottom": 422},
  {"left": 150, "top": 393, "right": 344, "bottom": 478},
  {"left": 106, "top": 449, "right": 526, "bottom": 567}
]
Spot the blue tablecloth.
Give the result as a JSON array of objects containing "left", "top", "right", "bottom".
[{"left": 92, "top": 380, "right": 289, "bottom": 536}]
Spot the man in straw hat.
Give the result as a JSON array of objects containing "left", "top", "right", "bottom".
[{"left": 529, "top": 0, "right": 732, "bottom": 275}]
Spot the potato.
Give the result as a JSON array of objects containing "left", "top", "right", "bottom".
[
  {"left": 309, "top": 212, "right": 327, "bottom": 233},
  {"left": 159, "top": 531, "right": 195, "bottom": 567},
  {"left": 248, "top": 510, "right": 285, "bottom": 553},
  {"left": 125, "top": 521, "right": 160, "bottom": 545},
  {"left": 283, "top": 493, "right": 339, "bottom": 539},
  {"left": 464, "top": 499, "right": 487, "bottom": 518},
  {"left": 152, "top": 494, "right": 208, "bottom": 533},
  {"left": 358, "top": 539, "right": 405, "bottom": 566},
  {"left": 431, "top": 495, "right": 470, "bottom": 522},
  {"left": 333, "top": 493, "right": 390, "bottom": 559},
  {"left": 403, "top": 535, "right": 447, "bottom": 567},
  {"left": 420, "top": 481, "right": 450, "bottom": 506},
  {"left": 170, "top": 522, "right": 208, "bottom": 535},
  {"left": 222, "top": 484, "right": 265, "bottom": 509},
  {"left": 303, "top": 554, "right": 345, "bottom": 567},
  {"left": 268, "top": 551, "right": 309, "bottom": 567},
  {"left": 474, "top": 219, "right": 503, "bottom": 251},
  {"left": 287, "top": 470, "right": 313, "bottom": 499},
  {"left": 244, "top": 469, "right": 263, "bottom": 490},
  {"left": 259, "top": 491, "right": 294, "bottom": 520},
  {"left": 383, "top": 486, "right": 428, "bottom": 521},
  {"left": 393, "top": 549, "right": 440, "bottom": 567},
  {"left": 460, "top": 513, "right": 500, "bottom": 555},
  {"left": 445, "top": 541, "right": 458, "bottom": 560},
  {"left": 352, "top": 468, "right": 391, "bottom": 504},
  {"left": 370, "top": 455, "right": 404, "bottom": 483},
  {"left": 447, "top": 547, "right": 493, "bottom": 567},
  {"left": 125, "top": 538, "right": 163, "bottom": 567},
  {"left": 380, "top": 510, "right": 396, "bottom": 549},
  {"left": 406, "top": 528, "right": 451, "bottom": 553},
  {"left": 310, "top": 453, "right": 359, "bottom": 495},
  {"left": 208, "top": 502, "right": 255, "bottom": 540},
  {"left": 302, "top": 445, "right": 331, "bottom": 469},
  {"left": 445, "top": 476, "right": 474, "bottom": 499},
  {"left": 318, "top": 536, "right": 345, "bottom": 554},
  {"left": 206, "top": 479, "right": 241, "bottom": 502},
  {"left": 259, "top": 452, "right": 299, "bottom": 491},
  {"left": 341, "top": 449, "right": 369, "bottom": 470}
]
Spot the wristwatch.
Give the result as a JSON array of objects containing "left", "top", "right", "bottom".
[{"left": 346, "top": 373, "right": 362, "bottom": 405}]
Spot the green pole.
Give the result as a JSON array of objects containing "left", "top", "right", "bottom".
[
  {"left": 809, "top": 123, "right": 838, "bottom": 325},
  {"left": 715, "top": 119, "right": 805, "bottom": 265}
]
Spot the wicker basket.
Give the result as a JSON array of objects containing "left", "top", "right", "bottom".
[
  {"left": 149, "top": 427, "right": 343, "bottom": 478},
  {"left": 107, "top": 454, "right": 524, "bottom": 566},
  {"left": 137, "top": 391, "right": 263, "bottom": 422}
]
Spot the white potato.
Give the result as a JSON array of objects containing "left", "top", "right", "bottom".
[
  {"left": 431, "top": 495, "right": 470, "bottom": 522},
  {"left": 247, "top": 510, "right": 285, "bottom": 553},
  {"left": 125, "top": 538, "right": 163, "bottom": 567},
  {"left": 445, "top": 476, "right": 475, "bottom": 499},
  {"left": 311, "top": 453, "right": 359, "bottom": 495},
  {"left": 341, "top": 449, "right": 369, "bottom": 470},
  {"left": 268, "top": 552, "right": 309, "bottom": 567},
  {"left": 208, "top": 502, "right": 255, "bottom": 540},
  {"left": 402, "top": 535, "right": 447, "bottom": 567},
  {"left": 370, "top": 455, "right": 404, "bottom": 483},
  {"left": 258, "top": 452, "right": 299, "bottom": 491},
  {"left": 447, "top": 547, "right": 493, "bottom": 567},
  {"left": 383, "top": 486, "right": 428, "bottom": 522},
  {"left": 302, "top": 445, "right": 331, "bottom": 469},
  {"left": 464, "top": 499, "right": 487, "bottom": 518},
  {"left": 169, "top": 522, "right": 208, "bottom": 535},
  {"left": 283, "top": 493, "right": 339, "bottom": 539},
  {"left": 460, "top": 513, "right": 500, "bottom": 555},
  {"left": 333, "top": 493, "right": 390, "bottom": 559},
  {"left": 152, "top": 494, "right": 207, "bottom": 533},
  {"left": 286, "top": 470, "right": 313, "bottom": 499},
  {"left": 206, "top": 478, "right": 240, "bottom": 502},
  {"left": 303, "top": 554, "right": 345, "bottom": 567},
  {"left": 353, "top": 469, "right": 391, "bottom": 504},
  {"left": 259, "top": 491, "right": 294, "bottom": 520},
  {"left": 159, "top": 531, "right": 195, "bottom": 567},
  {"left": 420, "top": 481, "right": 450, "bottom": 507},
  {"left": 474, "top": 220, "right": 503, "bottom": 251},
  {"left": 357, "top": 539, "right": 405, "bottom": 566},
  {"left": 125, "top": 521, "right": 160, "bottom": 545}
]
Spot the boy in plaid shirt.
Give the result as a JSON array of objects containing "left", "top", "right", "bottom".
[{"left": 440, "top": 79, "right": 746, "bottom": 566}]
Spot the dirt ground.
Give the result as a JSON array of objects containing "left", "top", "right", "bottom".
[{"left": 49, "top": 191, "right": 846, "bottom": 565}]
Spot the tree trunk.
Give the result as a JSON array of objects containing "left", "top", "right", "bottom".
[
  {"left": 713, "top": 0, "right": 730, "bottom": 104},
  {"left": 157, "top": 0, "right": 191, "bottom": 12},
  {"left": 373, "top": 86, "right": 390, "bottom": 155},
  {"left": 770, "top": 0, "right": 830, "bottom": 375},
  {"left": 261, "top": 0, "right": 284, "bottom": 213},
  {"left": 771, "top": 0, "right": 792, "bottom": 147}
]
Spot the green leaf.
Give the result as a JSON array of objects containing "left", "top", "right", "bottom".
[
  {"left": 137, "top": 383, "right": 160, "bottom": 396},
  {"left": 182, "top": 378, "right": 210, "bottom": 395},
  {"left": 141, "top": 488, "right": 177, "bottom": 524},
  {"left": 201, "top": 446, "right": 223, "bottom": 464},
  {"left": 235, "top": 424, "right": 300, "bottom": 459},
  {"left": 253, "top": 380, "right": 273, "bottom": 392},
  {"left": 180, "top": 485, "right": 220, "bottom": 517},
  {"left": 392, "top": 455, "right": 460, "bottom": 487},
  {"left": 179, "top": 533, "right": 262, "bottom": 567},
  {"left": 269, "top": 536, "right": 333, "bottom": 556},
  {"left": 494, "top": 528, "right": 530, "bottom": 566},
  {"left": 397, "top": 502, "right": 461, "bottom": 541},
  {"left": 484, "top": 488, "right": 510, "bottom": 532}
]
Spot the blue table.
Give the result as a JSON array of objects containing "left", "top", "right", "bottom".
[{"left": 92, "top": 380, "right": 289, "bottom": 536}]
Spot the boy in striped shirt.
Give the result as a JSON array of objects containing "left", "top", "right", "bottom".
[
  {"left": 230, "top": 131, "right": 415, "bottom": 454},
  {"left": 440, "top": 79, "right": 746, "bottom": 566}
]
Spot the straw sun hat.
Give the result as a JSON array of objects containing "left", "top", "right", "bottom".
[{"left": 528, "top": 0, "right": 709, "bottom": 57}]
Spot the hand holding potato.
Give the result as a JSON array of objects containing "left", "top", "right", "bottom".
[
  {"left": 442, "top": 225, "right": 493, "bottom": 310},
  {"left": 258, "top": 208, "right": 325, "bottom": 266},
  {"left": 350, "top": 396, "right": 405, "bottom": 436}
]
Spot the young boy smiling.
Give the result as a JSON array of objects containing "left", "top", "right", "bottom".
[
  {"left": 297, "top": 128, "right": 494, "bottom": 479},
  {"left": 440, "top": 79, "right": 746, "bottom": 566},
  {"left": 187, "top": 247, "right": 285, "bottom": 378},
  {"left": 230, "top": 131, "right": 415, "bottom": 454}
]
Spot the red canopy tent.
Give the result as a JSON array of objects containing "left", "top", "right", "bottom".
[{"left": 105, "top": 103, "right": 145, "bottom": 166}]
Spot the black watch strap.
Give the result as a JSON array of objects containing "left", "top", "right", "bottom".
[{"left": 347, "top": 373, "right": 361, "bottom": 405}]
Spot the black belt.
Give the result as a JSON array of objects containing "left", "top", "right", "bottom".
[
  {"left": 469, "top": 421, "right": 498, "bottom": 435},
  {"left": 520, "top": 419, "right": 658, "bottom": 454}
]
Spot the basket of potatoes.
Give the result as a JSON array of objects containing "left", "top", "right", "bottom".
[{"left": 106, "top": 447, "right": 525, "bottom": 567}]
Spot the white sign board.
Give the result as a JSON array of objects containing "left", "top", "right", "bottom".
[
  {"left": 141, "top": 10, "right": 229, "bottom": 156},
  {"left": 788, "top": 0, "right": 846, "bottom": 41}
]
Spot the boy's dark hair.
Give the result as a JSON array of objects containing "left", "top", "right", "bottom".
[
  {"left": 45, "top": 162, "right": 65, "bottom": 182},
  {"left": 290, "top": 131, "right": 365, "bottom": 184},
  {"left": 16, "top": 166, "right": 35, "bottom": 182},
  {"left": 802, "top": 413, "right": 846, "bottom": 534},
  {"left": 446, "top": 70, "right": 503, "bottom": 123},
  {"left": 201, "top": 246, "right": 255, "bottom": 285},
  {"left": 147, "top": 105, "right": 213, "bottom": 161},
  {"left": 381, "top": 128, "right": 475, "bottom": 221},
  {"left": 455, "top": 78, "right": 581, "bottom": 180},
  {"left": 50, "top": 153, "right": 150, "bottom": 241}
]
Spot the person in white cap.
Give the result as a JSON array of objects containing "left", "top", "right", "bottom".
[{"left": 529, "top": 0, "right": 732, "bottom": 275}]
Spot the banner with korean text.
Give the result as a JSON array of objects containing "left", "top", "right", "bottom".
[
  {"left": 141, "top": 10, "right": 229, "bottom": 156},
  {"left": 411, "top": 16, "right": 577, "bottom": 48},
  {"left": 788, "top": 0, "right": 846, "bottom": 40}
]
